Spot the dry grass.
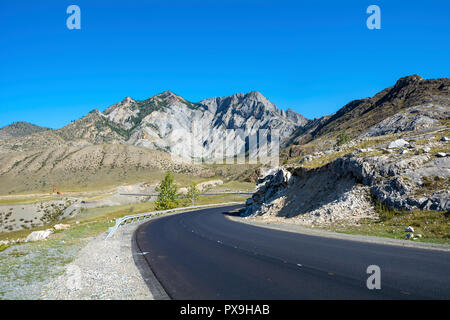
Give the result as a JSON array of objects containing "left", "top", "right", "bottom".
[
  {"left": 0, "top": 196, "right": 59, "bottom": 205},
  {"left": 329, "top": 206, "right": 449, "bottom": 244},
  {"left": 301, "top": 150, "right": 352, "bottom": 169}
]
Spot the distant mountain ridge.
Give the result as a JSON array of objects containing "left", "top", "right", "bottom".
[
  {"left": 0, "top": 122, "right": 49, "bottom": 140},
  {"left": 0, "top": 90, "right": 307, "bottom": 159}
]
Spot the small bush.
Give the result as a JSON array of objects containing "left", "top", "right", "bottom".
[{"left": 336, "top": 133, "right": 350, "bottom": 146}]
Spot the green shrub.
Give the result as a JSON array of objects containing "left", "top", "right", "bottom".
[{"left": 336, "top": 132, "right": 350, "bottom": 146}]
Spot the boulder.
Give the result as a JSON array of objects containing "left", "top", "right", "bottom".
[
  {"left": 25, "top": 229, "right": 53, "bottom": 242},
  {"left": 388, "top": 139, "right": 409, "bottom": 149},
  {"left": 197, "top": 180, "right": 223, "bottom": 192},
  {"left": 405, "top": 226, "right": 415, "bottom": 233},
  {"left": 441, "top": 136, "right": 449, "bottom": 142},
  {"left": 299, "top": 155, "right": 313, "bottom": 164},
  {"left": 422, "top": 147, "right": 431, "bottom": 153},
  {"left": 356, "top": 148, "right": 374, "bottom": 153},
  {"left": 53, "top": 224, "right": 70, "bottom": 231},
  {"left": 436, "top": 152, "right": 447, "bottom": 157}
]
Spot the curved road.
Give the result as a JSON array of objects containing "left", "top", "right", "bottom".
[{"left": 135, "top": 205, "right": 450, "bottom": 299}]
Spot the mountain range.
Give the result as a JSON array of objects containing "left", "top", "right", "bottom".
[
  {"left": 0, "top": 90, "right": 307, "bottom": 159},
  {"left": 0, "top": 74, "right": 449, "bottom": 194}
]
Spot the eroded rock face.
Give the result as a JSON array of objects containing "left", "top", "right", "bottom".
[
  {"left": 105, "top": 91, "right": 307, "bottom": 160},
  {"left": 243, "top": 163, "right": 377, "bottom": 224},
  {"left": 244, "top": 153, "right": 449, "bottom": 224},
  {"left": 244, "top": 168, "right": 293, "bottom": 215}
]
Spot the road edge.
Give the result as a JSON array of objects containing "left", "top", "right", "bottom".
[
  {"left": 227, "top": 216, "right": 450, "bottom": 252},
  {"left": 132, "top": 222, "right": 171, "bottom": 300}
]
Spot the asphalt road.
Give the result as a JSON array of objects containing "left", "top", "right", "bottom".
[{"left": 135, "top": 205, "right": 450, "bottom": 299}]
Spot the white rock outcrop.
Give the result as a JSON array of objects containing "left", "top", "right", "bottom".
[
  {"left": 388, "top": 139, "right": 409, "bottom": 149},
  {"left": 25, "top": 230, "right": 53, "bottom": 242}
]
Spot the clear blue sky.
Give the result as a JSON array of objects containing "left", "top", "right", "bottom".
[{"left": 1, "top": 0, "right": 449, "bottom": 129}]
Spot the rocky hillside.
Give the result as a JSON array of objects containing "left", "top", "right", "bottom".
[
  {"left": 245, "top": 75, "right": 450, "bottom": 224},
  {"left": 286, "top": 75, "right": 450, "bottom": 154},
  {"left": 0, "top": 144, "right": 206, "bottom": 194}
]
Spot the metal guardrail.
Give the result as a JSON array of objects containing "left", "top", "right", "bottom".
[
  {"left": 119, "top": 192, "right": 254, "bottom": 197},
  {"left": 105, "top": 202, "right": 243, "bottom": 240}
]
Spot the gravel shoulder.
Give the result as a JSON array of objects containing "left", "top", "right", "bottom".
[
  {"left": 227, "top": 215, "right": 450, "bottom": 252},
  {"left": 41, "top": 223, "right": 157, "bottom": 300}
]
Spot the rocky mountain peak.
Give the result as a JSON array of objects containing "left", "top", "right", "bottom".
[
  {"left": 159, "top": 90, "right": 176, "bottom": 96},
  {"left": 393, "top": 74, "right": 424, "bottom": 89},
  {"left": 149, "top": 90, "right": 194, "bottom": 108},
  {"left": 122, "top": 96, "right": 134, "bottom": 104},
  {"left": 104, "top": 98, "right": 133, "bottom": 116},
  {"left": 88, "top": 109, "right": 102, "bottom": 117},
  {"left": 222, "top": 91, "right": 278, "bottom": 114},
  {"left": 154, "top": 90, "right": 182, "bottom": 101},
  {"left": 245, "top": 91, "right": 267, "bottom": 102}
]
